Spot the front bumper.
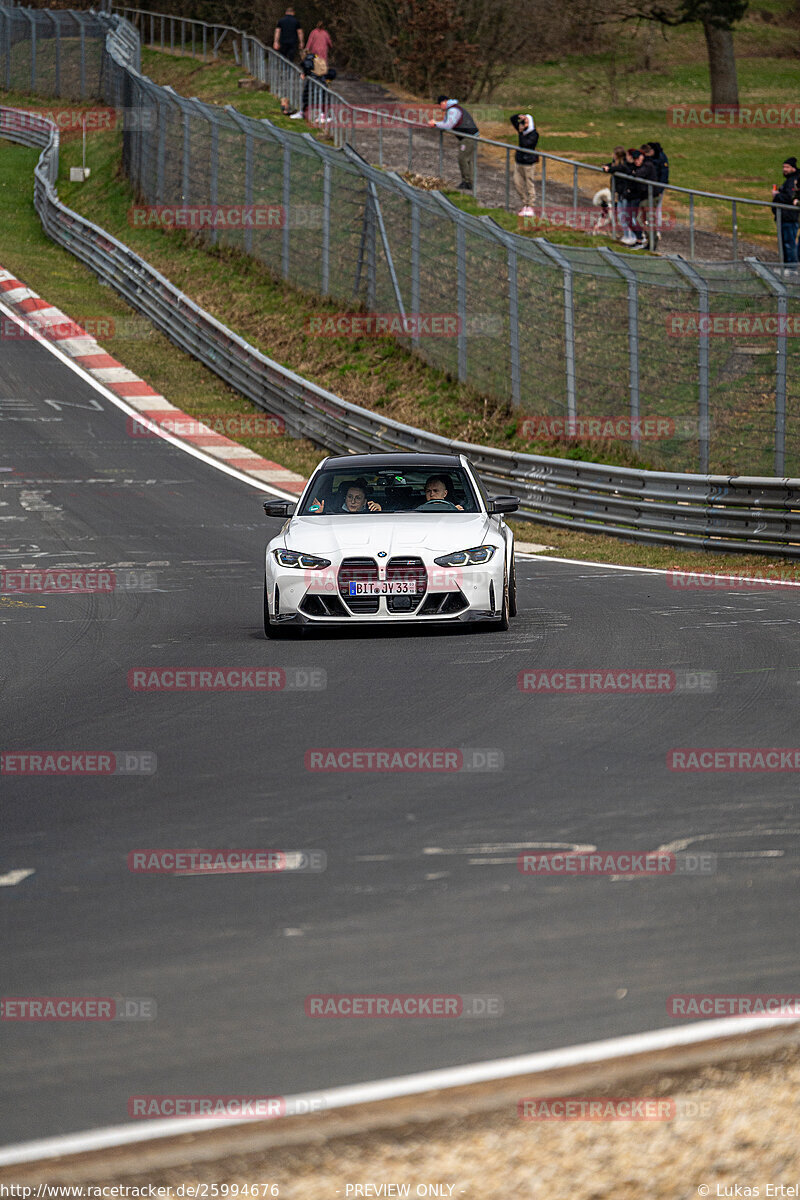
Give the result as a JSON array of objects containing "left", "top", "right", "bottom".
[{"left": 266, "top": 554, "right": 505, "bottom": 624}]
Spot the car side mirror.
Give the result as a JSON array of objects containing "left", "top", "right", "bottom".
[
  {"left": 489, "top": 496, "right": 519, "bottom": 514},
  {"left": 263, "top": 499, "right": 296, "bottom": 518}
]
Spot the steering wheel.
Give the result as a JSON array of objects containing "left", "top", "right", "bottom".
[{"left": 416, "top": 499, "right": 458, "bottom": 511}]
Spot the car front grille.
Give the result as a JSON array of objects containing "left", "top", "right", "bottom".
[
  {"left": 386, "top": 557, "right": 426, "bottom": 613},
  {"left": 338, "top": 557, "right": 379, "bottom": 614}
]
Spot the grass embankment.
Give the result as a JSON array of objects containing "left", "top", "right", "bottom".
[
  {"left": 2, "top": 89, "right": 674, "bottom": 475},
  {"left": 131, "top": 40, "right": 800, "bottom": 484}
]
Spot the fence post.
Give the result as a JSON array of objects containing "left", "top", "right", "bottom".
[
  {"left": 209, "top": 112, "right": 219, "bottom": 246},
  {"left": 3, "top": 8, "right": 10, "bottom": 90},
  {"left": 746, "top": 258, "right": 788, "bottom": 476},
  {"left": 155, "top": 91, "right": 167, "bottom": 204},
  {"left": 226, "top": 107, "right": 257, "bottom": 255},
  {"left": 410, "top": 192, "right": 421, "bottom": 350},
  {"left": 477, "top": 216, "right": 521, "bottom": 409},
  {"left": 23, "top": 9, "right": 36, "bottom": 92},
  {"left": 535, "top": 239, "right": 577, "bottom": 425},
  {"left": 455, "top": 222, "right": 468, "bottom": 382},
  {"left": 282, "top": 141, "right": 291, "bottom": 281},
  {"left": 598, "top": 247, "right": 641, "bottom": 454},
  {"left": 321, "top": 158, "right": 331, "bottom": 296},
  {"left": 669, "top": 256, "right": 709, "bottom": 473},
  {"left": 48, "top": 11, "right": 60, "bottom": 94},
  {"left": 182, "top": 106, "right": 191, "bottom": 202}
]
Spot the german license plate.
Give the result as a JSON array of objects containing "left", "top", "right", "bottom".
[{"left": 348, "top": 580, "right": 418, "bottom": 596}]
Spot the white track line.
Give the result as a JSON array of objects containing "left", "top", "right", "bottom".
[
  {"left": 0, "top": 1016, "right": 796, "bottom": 1165},
  {"left": 0, "top": 298, "right": 296, "bottom": 501},
  {"left": 514, "top": 551, "right": 800, "bottom": 586}
]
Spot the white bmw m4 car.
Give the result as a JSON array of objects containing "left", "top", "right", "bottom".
[{"left": 262, "top": 453, "right": 519, "bottom": 636}]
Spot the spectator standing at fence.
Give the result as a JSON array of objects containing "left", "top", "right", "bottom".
[
  {"left": 305, "top": 20, "right": 332, "bottom": 71},
  {"left": 509, "top": 113, "right": 538, "bottom": 216},
  {"left": 602, "top": 145, "right": 627, "bottom": 230},
  {"left": 428, "top": 96, "right": 480, "bottom": 191},
  {"left": 614, "top": 148, "right": 638, "bottom": 244},
  {"left": 623, "top": 147, "right": 656, "bottom": 249},
  {"left": 274, "top": 6, "right": 304, "bottom": 61},
  {"left": 772, "top": 156, "right": 799, "bottom": 266},
  {"left": 643, "top": 141, "right": 668, "bottom": 243}
]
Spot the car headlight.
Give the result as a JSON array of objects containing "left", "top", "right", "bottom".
[
  {"left": 434, "top": 545, "right": 496, "bottom": 567},
  {"left": 273, "top": 549, "right": 331, "bottom": 569}
]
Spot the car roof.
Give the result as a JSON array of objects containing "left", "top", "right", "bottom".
[{"left": 318, "top": 453, "right": 464, "bottom": 470}]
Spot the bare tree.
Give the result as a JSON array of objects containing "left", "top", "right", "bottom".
[{"left": 621, "top": 0, "right": 749, "bottom": 108}]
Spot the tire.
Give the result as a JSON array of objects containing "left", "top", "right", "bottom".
[
  {"left": 497, "top": 568, "right": 510, "bottom": 631},
  {"left": 264, "top": 581, "right": 288, "bottom": 639},
  {"left": 509, "top": 555, "right": 518, "bottom": 618}
]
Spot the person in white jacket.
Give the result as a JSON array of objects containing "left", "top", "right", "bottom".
[{"left": 428, "top": 96, "right": 480, "bottom": 190}]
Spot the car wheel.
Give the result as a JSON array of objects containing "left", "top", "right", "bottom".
[
  {"left": 264, "top": 581, "right": 288, "bottom": 639},
  {"left": 509, "top": 555, "right": 518, "bottom": 618},
  {"left": 497, "top": 568, "right": 510, "bottom": 631}
]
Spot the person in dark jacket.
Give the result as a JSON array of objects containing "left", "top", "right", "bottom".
[
  {"left": 627, "top": 147, "right": 657, "bottom": 249},
  {"left": 643, "top": 142, "right": 669, "bottom": 241},
  {"left": 273, "top": 6, "right": 303, "bottom": 62},
  {"left": 772, "top": 156, "right": 799, "bottom": 265},
  {"left": 509, "top": 113, "right": 539, "bottom": 215},
  {"left": 602, "top": 145, "right": 628, "bottom": 233},
  {"left": 428, "top": 96, "right": 480, "bottom": 190}
]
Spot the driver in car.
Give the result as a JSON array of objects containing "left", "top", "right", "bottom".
[{"left": 423, "top": 475, "right": 464, "bottom": 510}]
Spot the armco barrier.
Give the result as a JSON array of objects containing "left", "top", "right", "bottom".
[{"left": 4, "top": 100, "right": 800, "bottom": 557}]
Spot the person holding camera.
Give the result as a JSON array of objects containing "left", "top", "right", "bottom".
[{"left": 509, "top": 113, "right": 539, "bottom": 216}]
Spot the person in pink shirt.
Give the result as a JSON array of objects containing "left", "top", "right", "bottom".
[{"left": 305, "top": 20, "right": 332, "bottom": 65}]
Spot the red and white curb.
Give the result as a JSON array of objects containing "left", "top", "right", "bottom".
[{"left": 0, "top": 266, "right": 307, "bottom": 495}]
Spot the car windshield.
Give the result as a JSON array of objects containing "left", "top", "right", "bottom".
[{"left": 298, "top": 465, "right": 481, "bottom": 515}]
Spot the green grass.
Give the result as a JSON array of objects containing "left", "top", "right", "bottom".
[{"left": 488, "top": 5, "right": 800, "bottom": 248}]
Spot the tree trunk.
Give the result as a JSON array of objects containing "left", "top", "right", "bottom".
[{"left": 702, "top": 18, "right": 739, "bottom": 108}]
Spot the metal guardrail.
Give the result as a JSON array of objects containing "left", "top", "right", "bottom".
[
  {"left": 111, "top": 2, "right": 800, "bottom": 264},
  {"left": 4, "top": 99, "right": 800, "bottom": 557}
]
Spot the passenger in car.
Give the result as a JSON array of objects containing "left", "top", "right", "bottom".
[{"left": 309, "top": 478, "right": 382, "bottom": 513}]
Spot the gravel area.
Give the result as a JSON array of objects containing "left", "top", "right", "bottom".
[{"left": 114, "top": 1043, "right": 800, "bottom": 1199}]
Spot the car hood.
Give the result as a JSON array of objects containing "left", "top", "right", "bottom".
[{"left": 282, "top": 513, "right": 496, "bottom": 557}]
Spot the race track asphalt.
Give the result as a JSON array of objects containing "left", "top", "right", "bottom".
[{"left": 1, "top": 329, "right": 798, "bottom": 1144}]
